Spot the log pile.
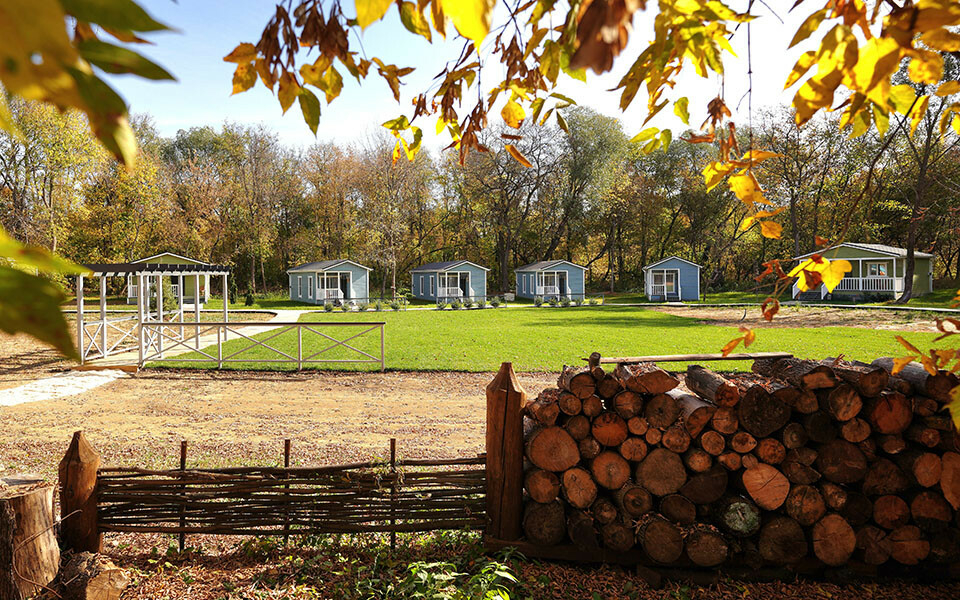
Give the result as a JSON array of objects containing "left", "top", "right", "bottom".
[{"left": 519, "top": 359, "right": 960, "bottom": 572}]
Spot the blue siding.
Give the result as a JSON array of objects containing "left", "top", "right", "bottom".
[
  {"left": 287, "top": 262, "right": 370, "bottom": 304},
  {"left": 515, "top": 262, "right": 587, "bottom": 299},
  {"left": 411, "top": 263, "right": 487, "bottom": 301},
  {"left": 645, "top": 258, "right": 700, "bottom": 301}
]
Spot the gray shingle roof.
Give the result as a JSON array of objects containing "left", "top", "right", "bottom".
[
  {"left": 411, "top": 260, "right": 489, "bottom": 272},
  {"left": 516, "top": 260, "right": 587, "bottom": 271},
  {"left": 287, "top": 259, "right": 369, "bottom": 272},
  {"left": 794, "top": 243, "right": 933, "bottom": 260}
]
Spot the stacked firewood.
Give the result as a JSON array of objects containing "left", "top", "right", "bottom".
[{"left": 520, "top": 356, "right": 960, "bottom": 570}]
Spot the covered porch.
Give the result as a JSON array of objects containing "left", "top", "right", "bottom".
[
  {"left": 791, "top": 256, "right": 906, "bottom": 299},
  {"left": 645, "top": 268, "right": 682, "bottom": 301}
]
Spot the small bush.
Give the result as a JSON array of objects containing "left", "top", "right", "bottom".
[
  {"left": 451, "top": 299, "right": 463, "bottom": 310},
  {"left": 323, "top": 302, "right": 334, "bottom": 312},
  {"left": 534, "top": 296, "right": 544, "bottom": 307},
  {"left": 588, "top": 297, "right": 600, "bottom": 305},
  {"left": 561, "top": 297, "right": 572, "bottom": 307},
  {"left": 340, "top": 303, "right": 350, "bottom": 312},
  {"left": 477, "top": 298, "right": 487, "bottom": 308},
  {"left": 374, "top": 300, "right": 383, "bottom": 312},
  {"left": 390, "top": 300, "right": 401, "bottom": 311},
  {"left": 491, "top": 297, "right": 501, "bottom": 308},
  {"left": 574, "top": 297, "right": 584, "bottom": 306},
  {"left": 436, "top": 301, "right": 449, "bottom": 310},
  {"left": 358, "top": 302, "right": 370, "bottom": 311},
  {"left": 548, "top": 297, "right": 559, "bottom": 307},
  {"left": 244, "top": 293, "right": 255, "bottom": 307}
]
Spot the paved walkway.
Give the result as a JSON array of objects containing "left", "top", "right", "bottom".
[{"left": 0, "top": 369, "right": 129, "bottom": 406}]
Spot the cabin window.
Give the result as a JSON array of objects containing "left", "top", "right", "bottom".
[
  {"left": 297, "top": 276, "right": 302, "bottom": 297},
  {"left": 307, "top": 276, "right": 313, "bottom": 299},
  {"left": 521, "top": 274, "right": 526, "bottom": 293},
  {"left": 866, "top": 262, "right": 888, "bottom": 277},
  {"left": 418, "top": 276, "right": 423, "bottom": 294},
  {"left": 430, "top": 276, "right": 435, "bottom": 295},
  {"left": 652, "top": 272, "right": 664, "bottom": 286}
]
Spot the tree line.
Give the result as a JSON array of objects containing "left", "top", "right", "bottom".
[{"left": 1, "top": 98, "right": 958, "bottom": 300}]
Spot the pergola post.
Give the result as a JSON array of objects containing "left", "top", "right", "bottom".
[
  {"left": 222, "top": 273, "right": 228, "bottom": 341},
  {"left": 76, "top": 275, "right": 84, "bottom": 364},
  {"left": 178, "top": 275, "right": 184, "bottom": 343},
  {"left": 137, "top": 273, "right": 144, "bottom": 367},
  {"left": 99, "top": 275, "right": 107, "bottom": 359},
  {"left": 157, "top": 274, "right": 164, "bottom": 358},
  {"left": 194, "top": 276, "right": 201, "bottom": 349}
]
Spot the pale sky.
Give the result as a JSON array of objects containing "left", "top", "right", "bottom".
[{"left": 106, "top": 1, "right": 815, "bottom": 150}]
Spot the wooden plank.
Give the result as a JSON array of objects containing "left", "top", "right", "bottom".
[
  {"left": 485, "top": 362, "right": 526, "bottom": 541},
  {"left": 585, "top": 352, "right": 793, "bottom": 365}
]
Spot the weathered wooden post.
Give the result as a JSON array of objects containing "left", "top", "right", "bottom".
[
  {"left": 59, "top": 431, "right": 102, "bottom": 553},
  {"left": 485, "top": 362, "right": 526, "bottom": 541},
  {"left": 0, "top": 475, "right": 60, "bottom": 600}
]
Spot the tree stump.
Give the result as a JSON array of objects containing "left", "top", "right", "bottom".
[
  {"left": 61, "top": 552, "right": 130, "bottom": 600},
  {"left": 0, "top": 476, "right": 60, "bottom": 600}
]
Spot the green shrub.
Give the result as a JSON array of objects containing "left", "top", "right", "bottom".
[
  {"left": 588, "top": 297, "right": 600, "bottom": 305},
  {"left": 374, "top": 300, "right": 383, "bottom": 311},
  {"left": 451, "top": 299, "right": 463, "bottom": 310},
  {"left": 244, "top": 292, "right": 255, "bottom": 307},
  {"left": 358, "top": 302, "right": 370, "bottom": 311},
  {"left": 436, "top": 301, "right": 449, "bottom": 310},
  {"left": 575, "top": 297, "right": 584, "bottom": 306},
  {"left": 548, "top": 297, "right": 559, "bottom": 307},
  {"left": 339, "top": 302, "right": 350, "bottom": 312},
  {"left": 490, "top": 297, "right": 501, "bottom": 308},
  {"left": 396, "top": 558, "right": 518, "bottom": 600},
  {"left": 477, "top": 298, "right": 487, "bottom": 308},
  {"left": 323, "top": 302, "right": 334, "bottom": 312},
  {"left": 148, "top": 277, "right": 179, "bottom": 313},
  {"left": 561, "top": 297, "right": 571, "bottom": 307},
  {"left": 534, "top": 296, "right": 543, "bottom": 307},
  {"left": 390, "top": 300, "right": 401, "bottom": 311}
]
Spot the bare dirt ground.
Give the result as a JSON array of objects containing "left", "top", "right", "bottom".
[
  {"left": 3, "top": 328, "right": 960, "bottom": 598},
  {"left": 649, "top": 304, "right": 944, "bottom": 331}
]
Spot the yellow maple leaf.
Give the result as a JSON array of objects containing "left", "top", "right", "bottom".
[
  {"left": 892, "top": 355, "right": 918, "bottom": 375},
  {"left": 728, "top": 171, "right": 770, "bottom": 205},
  {"left": 895, "top": 335, "right": 922, "bottom": 355},
  {"left": 440, "top": 0, "right": 495, "bottom": 47},
  {"left": 501, "top": 100, "right": 525, "bottom": 128}
]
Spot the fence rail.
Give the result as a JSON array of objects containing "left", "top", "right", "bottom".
[{"left": 140, "top": 321, "right": 386, "bottom": 370}]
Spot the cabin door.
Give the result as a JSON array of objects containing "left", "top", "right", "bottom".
[
  {"left": 339, "top": 273, "right": 350, "bottom": 300},
  {"left": 557, "top": 272, "right": 567, "bottom": 297},
  {"left": 458, "top": 272, "right": 470, "bottom": 297},
  {"left": 664, "top": 271, "right": 677, "bottom": 295}
]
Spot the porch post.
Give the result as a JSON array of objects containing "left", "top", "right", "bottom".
[
  {"left": 99, "top": 275, "right": 107, "bottom": 358},
  {"left": 76, "top": 275, "right": 84, "bottom": 364},
  {"left": 194, "top": 275, "right": 201, "bottom": 349},
  {"left": 178, "top": 274, "right": 184, "bottom": 343},
  {"left": 137, "top": 273, "right": 144, "bottom": 367},
  {"left": 222, "top": 273, "right": 228, "bottom": 341},
  {"left": 157, "top": 273, "right": 164, "bottom": 358}
]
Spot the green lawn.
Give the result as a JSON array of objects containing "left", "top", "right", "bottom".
[
  {"left": 604, "top": 291, "right": 769, "bottom": 304},
  {"left": 151, "top": 305, "right": 950, "bottom": 372}
]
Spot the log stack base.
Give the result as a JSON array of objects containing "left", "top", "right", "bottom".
[{"left": 506, "top": 356, "right": 960, "bottom": 577}]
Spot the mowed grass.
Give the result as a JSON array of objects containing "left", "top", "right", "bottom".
[{"left": 151, "top": 305, "right": 950, "bottom": 372}]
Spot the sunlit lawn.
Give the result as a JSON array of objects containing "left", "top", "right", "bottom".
[{"left": 151, "top": 305, "right": 949, "bottom": 372}]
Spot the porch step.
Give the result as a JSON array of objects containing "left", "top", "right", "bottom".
[{"left": 795, "top": 292, "right": 822, "bottom": 302}]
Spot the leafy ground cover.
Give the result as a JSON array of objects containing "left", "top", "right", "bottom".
[{"left": 154, "top": 305, "right": 951, "bottom": 372}]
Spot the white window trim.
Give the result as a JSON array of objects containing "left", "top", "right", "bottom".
[
  {"left": 430, "top": 275, "right": 435, "bottom": 295},
  {"left": 307, "top": 275, "right": 313, "bottom": 299},
  {"left": 297, "top": 275, "right": 302, "bottom": 297},
  {"left": 865, "top": 261, "right": 888, "bottom": 277}
]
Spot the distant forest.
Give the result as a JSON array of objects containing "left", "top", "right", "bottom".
[{"left": 2, "top": 98, "right": 958, "bottom": 297}]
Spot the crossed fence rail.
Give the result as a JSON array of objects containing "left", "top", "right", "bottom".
[{"left": 140, "top": 320, "right": 386, "bottom": 371}]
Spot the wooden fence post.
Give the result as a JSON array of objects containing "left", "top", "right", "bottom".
[
  {"left": 485, "top": 362, "right": 526, "bottom": 541},
  {"left": 58, "top": 431, "right": 101, "bottom": 553}
]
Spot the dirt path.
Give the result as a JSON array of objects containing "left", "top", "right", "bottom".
[{"left": 648, "top": 304, "right": 944, "bottom": 331}]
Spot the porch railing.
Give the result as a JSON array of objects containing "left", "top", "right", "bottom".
[
  {"left": 320, "top": 288, "right": 343, "bottom": 301},
  {"left": 536, "top": 286, "right": 560, "bottom": 297},
  {"left": 438, "top": 287, "right": 463, "bottom": 298}
]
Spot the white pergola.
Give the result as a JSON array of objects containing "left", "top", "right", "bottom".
[{"left": 76, "top": 262, "right": 231, "bottom": 365}]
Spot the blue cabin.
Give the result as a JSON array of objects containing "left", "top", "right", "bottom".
[
  {"left": 642, "top": 256, "right": 701, "bottom": 302},
  {"left": 411, "top": 260, "right": 489, "bottom": 302},
  {"left": 287, "top": 259, "right": 371, "bottom": 304},
  {"left": 515, "top": 260, "right": 587, "bottom": 300}
]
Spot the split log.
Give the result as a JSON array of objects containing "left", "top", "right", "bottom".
[
  {"left": 914, "top": 396, "right": 940, "bottom": 417},
  {"left": 753, "top": 358, "right": 838, "bottom": 390},
  {"left": 841, "top": 492, "right": 874, "bottom": 527},
  {"left": 627, "top": 416, "right": 648, "bottom": 436},
  {"left": 524, "top": 397, "right": 560, "bottom": 426},
  {"left": 595, "top": 373, "right": 622, "bottom": 399},
  {"left": 887, "top": 375, "right": 913, "bottom": 395},
  {"left": 802, "top": 412, "right": 837, "bottom": 444},
  {"left": 600, "top": 521, "right": 635, "bottom": 552},
  {"left": 0, "top": 476, "right": 60, "bottom": 600},
  {"left": 644, "top": 393, "right": 680, "bottom": 430},
  {"left": 887, "top": 525, "right": 930, "bottom": 564},
  {"left": 840, "top": 417, "right": 871, "bottom": 443},
  {"left": 812, "top": 513, "right": 856, "bottom": 566},
  {"left": 782, "top": 448, "right": 821, "bottom": 485},
  {"left": 716, "top": 496, "right": 761, "bottom": 537},
  {"left": 59, "top": 430, "right": 100, "bottom": 553},
  {"left": 872, "top": 357, "right": 956, "bottom": 402},
  {"left": 557, "top": 392, "right": 582, "bottom": 416},
  {"left": 818, "top": 384, "right": 862, "bottom": 422},
  {"left": 856, "top": 525, "right": 890, "bottom": 565},
  {"left": 61, "top": 552, "right": 129, "bottom": 600},
  {"left": 558, "top": 366, "right": 597, "bottom": 400},
  {"left": 637, "top": 448, "right": 687, "bottom": 496},
  {"left": 718, "top": 452, "right": 742, "bottom": 471},
  {"left": 616, "top": 482, "right": 653, "bottom": 518},
  {"left": 581, "top": 395, "right": 604, "bottom": 418},
  {"left": 940, "top": 451, "right": 960, "bottom": 510},
  {"left": 782, "top": 423, "right": 809, "bottom": 449},
  {"left": 906, "top": 424, "right": 941, "bottom": 448},
  {"left": 741, "top": 453, "right": 759, "bottom": 470},
  {"left": 523, "top": 501, "right": 566, "bottom": 546},
  {"left": 863, "top": 392, "right": 912, "bottom": 434},
  {"left": 661, "top": 423, "right": 691, "bottom": 454},
  {"left": 612, "top": 390, "right": 643, "bottom": 420},
  {"left": 910, "top": 490, "right": 953, "bottom": 531},
  {"left": 790, "top": 389, "right": 820, "bottom": 415},
  {"left": 784, "top": 484, "right": 826, "bottom": 526},
  {"left": 821, "top": 358, "right": 888, "bottom": 398},
  {"left": 820, "top": 482, "right": 848, "bottom": 512},
  {"left": 738, "top": 385, "right": 792, "bottom": 438},
  {"left": 526, "top": 427, "right": 580, "bottom": 472},
  {"left": 563, "top": 414, "right": 591, "bottom": 441},
  {"left": 660, "top": 494, "right": 696, "bottom": 525},
  {"left": 699, "top": 431, "right": 726, "bottom": 456},
  {"left": 615, "top": 362, "right": 679, "bottom": 395},
  {"left": 561, "top": 467, "right": 598, "bottom": 509},
  {"left": 639, "top": 518, "right": 684, "bottom": 564},
  {"left": 567, "top": 511, "right": 600, "bottom": 550},
  {"left": 590, "top": 451, "right": 631, "bottom": 490},
  {"left": 679, "top": 465, "right": 728, "bottom": 504},
  {"left": 862, "top": 458, "right": 910, "bottom": 496},
  {"left": 711, "top": 406, "right": 739, "bottom": 435},
  {"left": 578, "top": 436, "right": 602, "bottom": 461},
  {"left": 683, "top": 448, "right": 713, "bottom": 473},
  {"left": 686, "top": 528, "right": 729, "bottom": 567},
  {"left": 524, "top": 469, "right": 560, "bottom": 503},
  {"left": 619, "top": 437, "right": 649, "bottom": 462},
  {"left": 758, "top": 516, "right": 808, "bottom": 565},
  {"left": 591, "top": 412, "right": 628, "bottom": 447},
  {"left": 685, "top": 365, "right": 740, "bottom": 406},
  {"left": 590, "top": 497, "right": 618, "bottom": 525},
  {"left": 872, "top": 495, "right": 910, "bottom": 530},
  {"left": 878, "top": 434, "right": 907, "bottom": 455},
  {"left": 742, "top": 464, "right": 790, "bottom": 510},
  {"left": 644, "top": 428, "right": 662, "bottom": 445},
  {"left": 816, "top": 440, "right": 868, "bottom": 484},
  {"left": 730, "top": 432, "right": 757, "bottom": 454},
  {"left": 756, "top": 438, "right": 786, "bottom": 465},
  {"left": 669, "top": 388, "right": 716, "bottom": 438}
]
